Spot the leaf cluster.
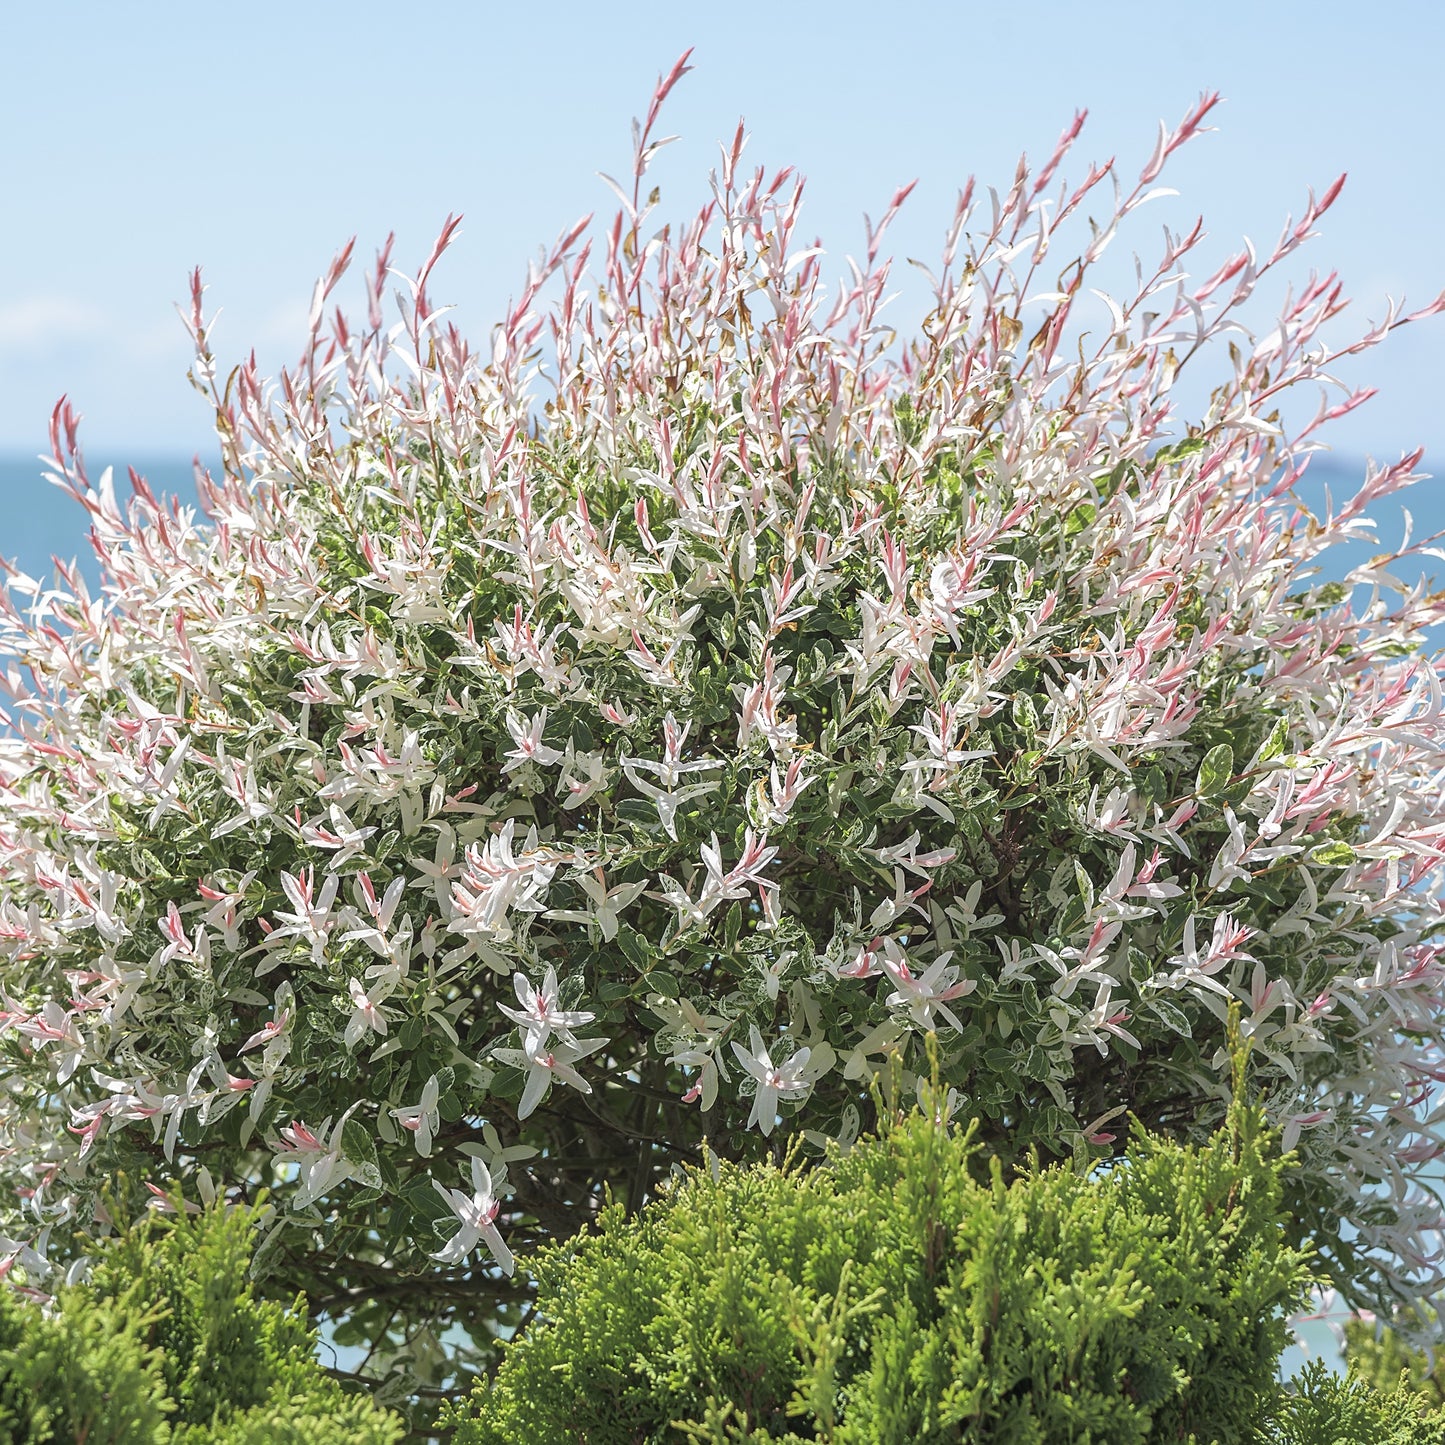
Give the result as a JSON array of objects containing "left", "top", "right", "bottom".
[{"left": 5, "top": 69, "right": 1445, "bottom": 1396}]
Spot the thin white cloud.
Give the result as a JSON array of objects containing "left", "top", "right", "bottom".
[{"left": 0, "top": 296, "right": 108, "bottom": 351}]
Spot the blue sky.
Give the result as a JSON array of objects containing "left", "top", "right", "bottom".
[{"left": 0, "top": 1, "right": 1442, "bottom": 469}]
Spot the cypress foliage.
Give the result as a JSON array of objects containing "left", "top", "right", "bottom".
[
  {"left": 0, "top": 1197, "right": 402, "bottom": 1444},
  {"left": 1260, "top": 1360, "right": 1445, "bottom": 1445},
  {"left": 1339, "top": 1305, "right": 1445, "bottom": 1408},
  {"left": 446, "top": 1037, "right": 1445, "bottom": 1444},
  {"left": 447, "top": 1052, "right": 1313, "bottom": 1443}
]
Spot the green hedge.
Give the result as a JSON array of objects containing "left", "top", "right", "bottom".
[
  {"left": 0, "top": 1195, "right": 402, "bottom": 1444},
  {"left": 443, "top": 1042, "right": 1445, "bottom": 1445},
  {"left": 445, "top": 1051, "right": 1317, "bottom": 1443}
]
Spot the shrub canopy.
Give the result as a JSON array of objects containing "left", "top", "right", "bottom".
[{"left": 2, "top": 55, "right": 1444, "bottom": 1394}]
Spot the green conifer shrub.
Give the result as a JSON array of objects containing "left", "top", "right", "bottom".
[
  {"left": 1260, "top": 1360, "right": 1445, "bottom": 1445},
  {"left": 445, "top": 1053, "right": 1316, "bottom": 1444},
  {"left": 1340, "top": 1306, "right": 1445, "bottom": 1407},
  {"left": 0, "top": 1195, "right": 402, "bottom": 1444}
]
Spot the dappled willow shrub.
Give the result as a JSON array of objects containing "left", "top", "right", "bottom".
[{"left": 2, "top": 52, "right": 1444, "bottom": 1396}]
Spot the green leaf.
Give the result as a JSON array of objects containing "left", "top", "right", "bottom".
[
  {"left": 878, "top": 801, "right": 923, "bottom": 820},
  {"left": 1031, "top": 1105, "right": 1077, "bottom": 1139},
  {"left": 1153, "top": 435, "right": 1207, "bottom": 465},
  {"left": 404, "top": 1175, "right": 449, "bottom": 1220},
  {"left": 342, "top": 1117, "right": 384, "bottom": 1192},
  {"left": 1255, "top": 716, "right": 1290, "bottom": 766},
  {"left": 1140, "top": 765, "right": 1169, "bottom": 804},
  {"left": 248, "top": 1222, "right": 287, "bottom": 1282},
  {"left": 1149, "top": 997, "right": 1192, "bottom": 1036},
  {"left": 1310, "top": 840, "right": 1357, "bottom": 867},
  {"left": 1023, "top": 1046, "right": 1052, "bottom": 1081},
  {"left": 615, "top": 925, "right": 651, "bottom": 970},
  {"left": 723, "top": 901, "right": 743, "bottom": 951},
  {"left": 1056, "top": 895, "right": 1088, "bottom": 937},
  {"left": 1196, "top": 743, "right": 1234, "bottom": 799}
]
